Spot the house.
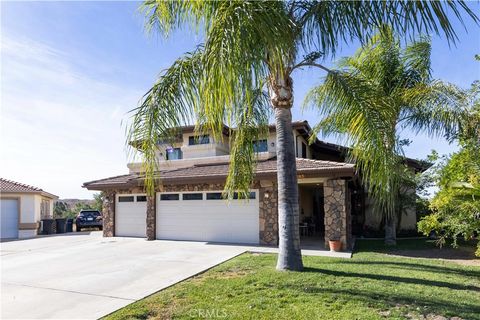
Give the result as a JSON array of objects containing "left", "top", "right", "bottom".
[
  {"left": 0, "top": 178, "right": 58, "bottom": 239},
  {"left": 83, "top": 121, "right": 427, "bottom": 250}
]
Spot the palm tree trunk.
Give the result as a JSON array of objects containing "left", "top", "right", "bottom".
[
  {"left": 275, "top": 107, "right": 303, "bottom": 270},
  {"left": 384, "top": 215, "right": 397, "bottom": 246},
  {"left": 270, "top": 73, "right": 303, "bottom": 271}
]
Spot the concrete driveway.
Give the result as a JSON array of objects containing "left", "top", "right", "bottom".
[{"left": 1, "top": 232, "right": 247, "bottom": 319}]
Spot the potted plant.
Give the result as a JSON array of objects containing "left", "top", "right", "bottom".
[{"left": 329, "top": 239, "right": 342, "bottom": 252}]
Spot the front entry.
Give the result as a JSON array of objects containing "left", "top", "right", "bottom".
[{"left": 298, "top": 185, "right": 324, "bottom": 245}]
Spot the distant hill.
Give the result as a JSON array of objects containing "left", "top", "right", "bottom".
[{"left": 59, "top": 199, "right": 95, "bottom": 210}]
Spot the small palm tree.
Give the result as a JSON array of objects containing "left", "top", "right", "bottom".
[
  {"left": 130, "top": 1, "right": 477, "bottom": 270},
  {"left": 305, "top": 26, "right": 468, "bottom": 245}
]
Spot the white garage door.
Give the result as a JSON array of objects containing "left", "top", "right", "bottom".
[
  {"left": 1, "top": 199, "right": 19, "bottom": 239},
  {"left": 115, "top": 194, "right": 147, "bottom": 238},
  {"left": 156, "top": 190, "right": 259, "bottom": 244}
]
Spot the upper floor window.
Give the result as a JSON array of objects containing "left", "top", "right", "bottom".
[
  {"left": 166, "top": 147, "right": 183, "bottom": 160},
  {"left": 188, "top": 135, "right": 210, "bottom": 145},
  {"left": 253, "top": 139, "right": 268, "bottom": 153},
  {"left": 301, "top": 142, "right": 307, "bottom": 158}
]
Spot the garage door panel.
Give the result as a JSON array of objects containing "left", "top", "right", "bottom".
[
  {"left": 1, "top": 199, "right": 19, "bottom": 239},
  {"left": 156, "top": 190, "right": 259, "bottom": 244},
  {"left": 115, "top": 195, "right": 147, "bottom": 238}
]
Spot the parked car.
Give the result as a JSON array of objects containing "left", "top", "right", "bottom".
[{"left": 76, "top": 210, "right": 102, "bottom": 232}]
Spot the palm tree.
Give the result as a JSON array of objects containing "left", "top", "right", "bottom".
[
  {"left": 305, "top": 26, "right": 468, "bottom": 245},
  {"left": 130, "top": 1, "right": 477, "bottom": 270}
]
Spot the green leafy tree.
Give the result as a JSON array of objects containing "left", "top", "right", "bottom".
[
  {"left": 53, "top": 201, "right": 68, "bottom": 218},
  {"left": 93, "top": 192, "right": 105, "bottom": 212},
  {"left": 305, "top": 26, "right": 468, "bottom": 245},
  {"left": 131, "top": 0, "right": 477, "bottom": 270},
  {"left": 418, "top": 77, "right": 480, "bottom": 256}
]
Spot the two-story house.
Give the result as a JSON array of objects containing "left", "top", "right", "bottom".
[{"left": 83, "top": 120, "right": 426, "bottom": 250}]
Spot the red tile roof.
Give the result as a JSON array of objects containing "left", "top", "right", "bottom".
[
  {"left": 0, "top": 178, "right": 58, "bottom": 199},
  {"left": 83, "top": 158, "right": 355, "bottom": 190}
]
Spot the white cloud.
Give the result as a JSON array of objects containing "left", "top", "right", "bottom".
[{"left": 1, "top": 35, "right": 144, "bottom": 199}]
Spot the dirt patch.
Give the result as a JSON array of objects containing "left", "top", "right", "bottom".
[{"left": 386, "top": 247, "right": 480, "bottom": 267}]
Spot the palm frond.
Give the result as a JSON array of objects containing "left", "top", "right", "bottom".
[
  {"left": 127, "top": 47, "right": 203, "bottom": 194},
  {"left": 295, "top": 0, "right": 478, "bottom": 56},
  {"left": 401, "top": 81, "right": 467, "bottom": 140},
  {"left": 225, "top": 89, "right": 271, "bottom": 199},
  {"left": 305, "top": 26, "right": 468, "bottom": 218},
  {"left": 305, "top": 67, "right": 401, "bottom": 217}
]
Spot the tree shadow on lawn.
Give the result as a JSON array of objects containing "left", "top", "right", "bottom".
[
  {"left": 303, "top": 267, "right": 480, "bottom": 292},
  {"left": 288, "top": 283, "right": 480, "bottom": 319},
  {"left": 336, "top": 259, "right": 480, "bottom": 278},
  {"left": 355, "top": 239, "right": 478, "bottom": 259}
]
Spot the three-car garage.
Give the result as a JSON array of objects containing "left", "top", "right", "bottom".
[{"left": 114, "top": 190, "right": 260, "bottom": 244}]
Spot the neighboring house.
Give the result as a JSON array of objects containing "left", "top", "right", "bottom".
[
  {"left": 83, "top": 121, "right": 427, "bottom": 250},
  {"left": 0, "top": 178, "right": 58, "bottom": 239}
]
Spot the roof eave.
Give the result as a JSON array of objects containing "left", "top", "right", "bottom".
[
  {"left": 82, "top": 166, "right": 356, "bottom": 189},
  {"left": 0, "top": 190, "right": 59, "bottom": 199}
]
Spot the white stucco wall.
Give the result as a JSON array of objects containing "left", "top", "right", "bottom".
[
  {"left": 4, "top": 193, "right": 37, "bottom": 223},
  {"left": 266, "top": 130, "right": 313, "bottom": 159},
  {"left": 1, "top": 193, "right": 53, "bottom": 239},
  {"left": 294, "top": 131, "right": 312, "bottom": 159}
]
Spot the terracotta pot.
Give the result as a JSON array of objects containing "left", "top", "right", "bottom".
[{"left": 329, "top": 240, "right": 342, "bottom": 252}]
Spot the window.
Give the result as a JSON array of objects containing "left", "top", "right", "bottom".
[
  {"left": 136, "top": 196, "right": 147, "bottom": 202},
  {"left": 206, "top": 192, "right": 223, "bottom": 200},
  {"left": 166, "top": 147, "right": 183, "bottom": 160},
  {"left": 41, "top": 199, "right": 50, "bottom": 218},
  {"left": 301, "top": 142, "right": 307, "bottom": 158},
  {"left": 160, "top": 194, "right": 179, "bottom": 201},
  {"left": 182, "top": 193, "right": 203, "bottom": 200},
  {"left": 79, "top": 210, "right": 101, "bottom": 217},
  {"left": 118, "top": 196, "right": 134, "bottom": 202},
  {"left": 188, "top": 135, "right": 210, "bottom": 145},
  {"left": 253, "top": 139, "right": 268, "bottom": 153},
  {"left": 233, "top": 192, "right": 256, "bottom": 200}
]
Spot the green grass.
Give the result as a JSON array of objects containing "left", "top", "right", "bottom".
[{"left": 105, "top": 240, "right": 480, "bottom": 320}]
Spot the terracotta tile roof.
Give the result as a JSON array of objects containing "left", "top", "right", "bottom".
[
  {"left": 83, "top": 158, "right": 355, "bottom": 190},
  {"left": 0, "top": 178, "right": 58, "bottom": 199}
]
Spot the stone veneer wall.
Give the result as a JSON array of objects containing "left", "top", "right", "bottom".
[
  {"left": 102, "top": 190, "right": 116, "bottom": 237},
  {"left": 323, "top": 179, "right": 352, "bottom": 250},
  {"left": 101, "top": 181, "right": 279, "bottom": 245},
  {"left": 258, "top": 181, "right": 278, "bottom": 245}
]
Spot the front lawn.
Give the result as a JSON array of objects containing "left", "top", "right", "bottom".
[{"left": 105, "top": 240, "right": 480, "bottom": 320}]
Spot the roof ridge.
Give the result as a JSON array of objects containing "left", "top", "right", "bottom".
[{"left": 0, "top": 177, "right": 43, "bottom": 191}]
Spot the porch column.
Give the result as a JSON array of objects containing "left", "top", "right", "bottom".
[
  {"left": 259, "top": 181, "right": 278, "bottom": 245},
  {"left": 323, "top": 179, "right": 352, "bottom": 250},
  {"left": 102, "top": 191, "right": 115, "bottom": 237},
  {"left": 146, "top": 195, "right": 156, "bottom": 241}
]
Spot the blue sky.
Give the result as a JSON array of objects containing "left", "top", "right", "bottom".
[{"left": 1, "top": 1, "right": 479, "bottom": 199}]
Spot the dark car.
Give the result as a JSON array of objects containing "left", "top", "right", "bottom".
[{"left": 76, "top": 210, "right": 102, "bottom": 232}]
